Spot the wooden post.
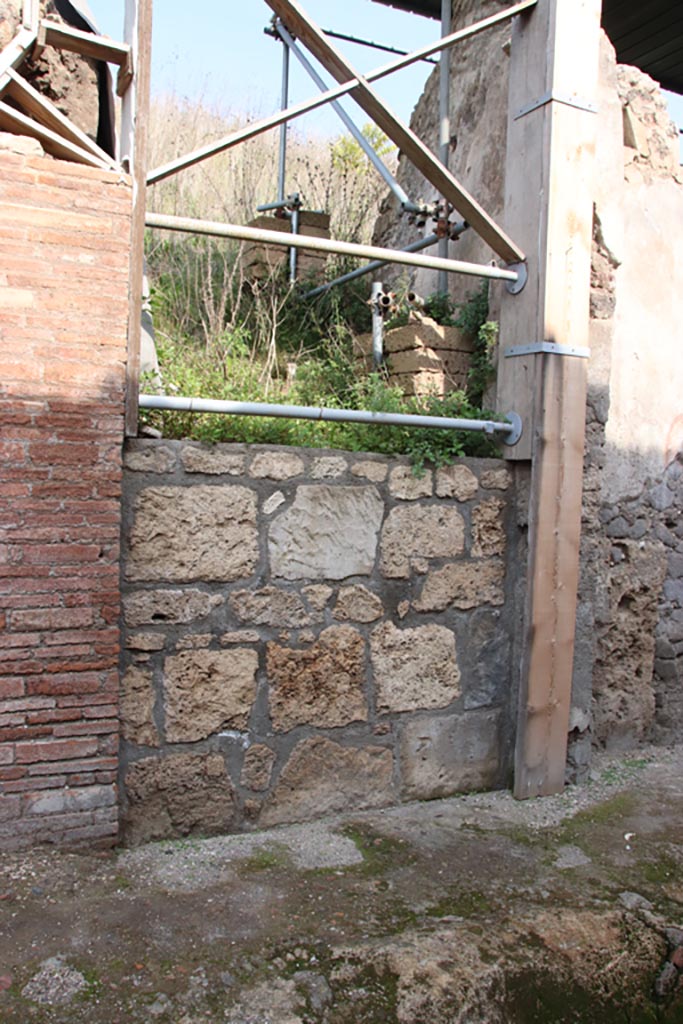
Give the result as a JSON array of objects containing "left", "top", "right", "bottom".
[
  {"left": 122, "top": 0, "right": 153, "bottom": 438},
  {"left": 495, "top": 0, "right": 601, "bottom": 796}
]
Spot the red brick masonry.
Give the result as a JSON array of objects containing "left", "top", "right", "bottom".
[{"left": 0, "top": 147, "right": 132, "bottom": 849}]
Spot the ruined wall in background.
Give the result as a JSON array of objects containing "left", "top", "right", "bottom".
[
  {"left": 567, "top": 39, "right": 683, "bottom": 768},
  {"left": 372, "top": 0, "right": 512, "bottom": 306},
  {"left": 0, "top": 137, "right": 131, "bottom": 849},
  {"left": 119, "top": 441, "right": 522, "bottom": 844}
]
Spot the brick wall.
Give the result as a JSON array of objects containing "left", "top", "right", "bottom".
[{"left": 0, "top": 142, "right": 132, "bottom": 849}]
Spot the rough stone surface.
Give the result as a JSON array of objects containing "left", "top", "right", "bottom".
[
  {"left": 311, "top": 456, "right": 347, "bottom": 479},
  {"left": 380, "top": 506, "right": 465, "bottom": 578},
  {"left": 175, "top": 633, "right": 212, "bottom": 650},
  {"left": 120, "top": 667, "right": 158, "bottom": 748},
  {"left": 260, "top": 738, "right": 394, "bottom": 825},
  {"left": 371, "top": 622, "right": 461, "bottom": 713},
  {"left": 163, "top": 649, "right": 258, "bottom": 743},
  {"left": 127, "top": 486, "right": 258, "bottom": 582},
  {"left": 302, "top": 585, "right": 333, "bottom": 612},
  {"left": 249, "top": 452, "right": 304, "bottom": 480},
  {"left": 124, "top": 589, "right": 224, "bottom": 626},
  {"left": 221, "top": 630, "right": 260, "bottom": 645},
  {"left": 435, "top": 464, "right": 479, "bottom": 500},
  {"left": 241, "top": 745, "right": 277, "bottom": 792},
  {"left": 400, "top": 710, "right": 501, "bottom": 799},
  {"left": 413, "top": 560, "right": 505, "bottom": 612},
  {"left": 351, "top": 460, "right": 388, "bottom": 482},
  {"left": 267, "top": 626, "right": 366, "bottom": 732},
  {"left": 592, "top": 541, "right": 668, "bottom": 747},
  {"left": 263, "top": 491, "right": 286, "bottom": 515},
  {"left": 388, "top": 466, "right": 433, "bottom": 500},
  {"left": 180, "top": 446, "right": 246, "bottom": 476},
  {"left": 480, "top": 468, "right": 510, "bottom": 491},
  {"left": 124, "top": 446, "right": 177, "bottom": 474},
  {"left": 333, "top": 584, "right": 384, "bottom": 623},
  {"left": 471, "top": 498, "right": 506, "bottom": 558},
  {"left": 269, "top": 485, "right": 384, "bottom": 580},
  {"left": 124, "top": 753, "right": 236, "bottom": 844},
  {"left": 229, "top": 587, "right": 310, "bottom": 628},
  {"left": 125, "top": 632, "right": 166, "bottom": 652}
]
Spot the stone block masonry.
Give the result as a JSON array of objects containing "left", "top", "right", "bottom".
[
  {"left": 0, "top": 140, "right": 132, "bottom": 850},
  {"left": 120, "top": 441, "right": 522, "bottom": 844}
]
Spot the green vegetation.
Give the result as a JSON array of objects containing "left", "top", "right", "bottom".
[{"left": 144, "top": 99, "right": 504, "bottom": 468}]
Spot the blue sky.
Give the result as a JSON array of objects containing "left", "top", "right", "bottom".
[
  {"left": 88, "top": 0, "right": 682, "bottom": 154},
  {"left": 87, "top": 0, "right": 438, "bottom": 136}
]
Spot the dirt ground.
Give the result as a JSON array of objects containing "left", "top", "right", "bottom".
[{"left": 2, "top": 745, "right": 683, "bottom": 1023}]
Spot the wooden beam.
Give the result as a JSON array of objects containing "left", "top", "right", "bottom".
[
  {"left": 264, "top": 0, "right": 525, "bottom": 265},
  {"left": 38, "top": 19, "right": 132, "bottom": 67},
  {"left": 123, "top": 0, "right": 153, "bottom": 438},
  {"left": 6, "top": 69, "right": 118, "bottom": 169},
  {"left": 0, "top": 26, "right": 37, "bottom": 93},
  {"left": 0, "top": 100, "right": 109, "bottom": 167},
  {"left": 22, "top": 0, "right": 39, "bottom": 33},
  {"left": 495, "top": 0, "right": 601, "bottom": 796}
]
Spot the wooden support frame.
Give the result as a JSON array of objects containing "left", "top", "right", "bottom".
[
  {"left": 0, "top": 27, "right": 37, "bottom": 92},
  {"left": 123, "top": 0, "right": 153, "bottom": 438},
  {"left": 264, "top": 0, "right": 523, "bottom": 264},
  {"left": 5, "top": 68, "right": 117, "bottom": 169},
  {"left": 495, "top": 0, "right": 601, "bottom": 797},
  {"left": 38, "top": 20, "right": 132, "bottom": 68},
  {"left": 0, "top": 100, "right": 110, "bottom": 167}
]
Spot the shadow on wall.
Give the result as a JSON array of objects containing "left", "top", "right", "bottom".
[
  {"left": 0, "top": 380, "right": 126, "bottom": 850},
  {"left": 570, "top": 417, "right": 683, "bottom": 778}
]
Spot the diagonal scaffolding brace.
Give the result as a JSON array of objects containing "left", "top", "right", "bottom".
[{"left": 147, "top": 0, "right": 536, "bottom": 264}]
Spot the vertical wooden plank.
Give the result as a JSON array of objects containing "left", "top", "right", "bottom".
[
  {"left": 495, "top": 0, "right": 601, "bottom": 796},
  {"left": 123, "top": 0, "right": 153, "bottom": 438}
]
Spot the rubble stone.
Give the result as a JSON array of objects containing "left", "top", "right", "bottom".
[
  {"left": 120, "top": 667, "right": 158, "bottom": 748},
  {"left": 126, "top": 486, "right": 258, "bottom": 582},
  {"left": 269, "top": 485, "right": 383, "bottom": 580},
  {"left": 164, "top": 649, "right": 258, "bottom": 742},
  {"left": 124, "top": 753, "right": 236, "bottom": 844},
  {"left": 413, "top": 560, "right": 505, "bottom": 612},
  {"left": 371, "top": 622, "right": 460, "bottom": 713},
  {"left": 380, "top": 506, "right": 465, "bottom": 578},
  {"left": 260, "top": 738, "right": 394, "bottom": 825},
  {"left": 267, "top": 626, "right": 366, "bottom": 731}
]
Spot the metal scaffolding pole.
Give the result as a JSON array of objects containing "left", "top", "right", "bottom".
[
  {"left": 139, "top": 393, "right": 522, "bottom": 443},
  {"left": 145, "top": 211, "right": 520, "bottom": 284},
  {"left": 277, "top": 36, "right": 290, "bottom": 203},
  {"left": 276, "top": 21, "right": 420, "bottom": 213},
  {"left": 438, "top": 0, "right": 452, "bottom": 296}
]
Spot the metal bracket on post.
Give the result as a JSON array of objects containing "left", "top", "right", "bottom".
[
  {"left": 502, "top": 411, "right": 523, "bottom": 446},
  {"left": 504, "top": 342, "right": 590, "bottom": 358},
  {"left": 504, "top": 261, "right": 527, "bottom": 294},
  {"left": 514, "top": 90, "right": 598, "bottom": 120}
]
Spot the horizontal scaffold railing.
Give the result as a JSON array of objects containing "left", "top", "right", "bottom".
[
  {"left": 145, "top": 212, "right": 521, "bottom": 285},
  {"left": 139, "top": 395, "right": 523, "bottom": 446}
]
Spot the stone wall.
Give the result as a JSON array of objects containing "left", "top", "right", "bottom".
[
  {"left": 0, "top": 137, "right": 132, "bottom": 849},
  {"left": 119, "top": 441, "right": 521, "bottom": 844}
]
